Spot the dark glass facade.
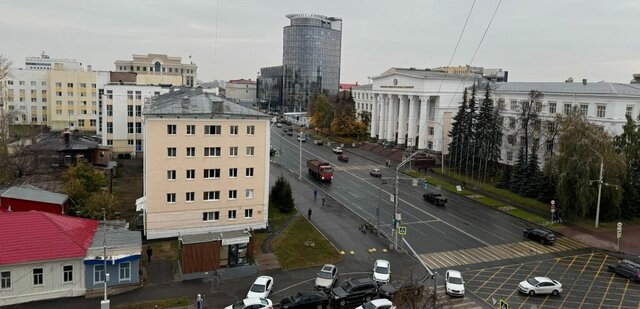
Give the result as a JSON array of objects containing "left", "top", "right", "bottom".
[
  {"left": 257, "top": 65, "right": 284, "bottom": 112},
  {"left": 282, "top": 14, "right": 342, "bottom": 112}
]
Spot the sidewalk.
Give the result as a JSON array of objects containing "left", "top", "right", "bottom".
[{"left": 347, "top": 142, "right": 640, "bottom": 258}]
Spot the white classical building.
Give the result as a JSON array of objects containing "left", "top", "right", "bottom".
[{"left": 353, "top": 68, "right": 476, "bottom": 153}]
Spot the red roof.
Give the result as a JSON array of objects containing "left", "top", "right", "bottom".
[
  {"left": 339, "top": 83, "right": 357, "bottom": 90},
  {"left": 0, "top": 211, "right": 98, "bottom": 265}
]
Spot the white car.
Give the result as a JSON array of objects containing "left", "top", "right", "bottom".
[
  {"left": 356, "top": 299, "right": 396, "bottom": 309},
  {"left": 276, "top": 123, "right": 282, "bottom": 128},
  {"left": 315, "top": 264, "right": 338, "bottom": 291},
  {"left": 247, "top": 276, "right": 274, "bottom": 299},
  {"left": 225, "top": 298, "right": 273, "bottom": 309},
  {"left": 297, "top": 135, "right": 306, "bottom": 142},
  {"left": 445, "top": 270, "right": 465, "bottom": 297},
  {"left": 518, "top": 276, "right": 563, "bottom": 296},
  {"left": 373, "top": 259, "right": 391, "bottom": 284},
  {"left": 332, "top": 147, "right": 343, "bottom": 154}
]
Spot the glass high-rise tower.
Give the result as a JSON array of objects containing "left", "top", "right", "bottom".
[{"left": 282, "top": 14, "right": 342, "bottom": 112}]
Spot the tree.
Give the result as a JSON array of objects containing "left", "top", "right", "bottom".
[
  {"left": 521, "top": 144, "right": 541, "bottom": 197},
  {"left": 548, "top": 109, "right": 625, "bottom": 220},
  {"left": 463, "top": 84, "right": 478, "bottom": 176},
  {"left": 510, "top": 147, "right": 527, "bottom": 192},
  {"left": 448, "top": 89, "right": 468, "bottom": 175},
  {"left": 475, "top": 84, "right": 503, "bottom": 181},
  {"left": 613, "top": 114, "right": 640, "bottom": 219},
  {"left": 358, "top": 110, "right": 371, "bottom": 130},
  {"left": 309, "top": 95, "right": 334, "bottom": 131},
  {"left": 62, "top": 159, "right": 109, "bottom": 216},
  {"left": 269, "top": 176, "right": 295, "bottom": 213},
  {"left": 82, "top": 192, "right": 119, "bottom": 220},
  {"left": 0, "top": 55, "right": 14, "bottom": 184}
]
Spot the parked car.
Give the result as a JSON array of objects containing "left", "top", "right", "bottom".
[
  {"left": 315, "top": 264, "right": 339, "bottom": 291},
  {"left": 297, "top": 135, "right": 307, "bottom": 142},
  {"left": 444, "top": 270, "right": 465, "bottom": 297},
  {"left": 607, "top": 260, "right": 640, "bottom": 282},
  {"left": 518, "top": 277, "right": 563, "bottom": 296},
  {"left": 373, "top": 259, "right": 391, "bottom": 284},
  {"left": 338, "top": 155, "right": 349, "bottom": 162},
  {"left": 378, "top": 280, "right": 404, "bottom": 299},
  {"left": 225, "top": 298, "right": 273, "bottom": 309},
  {"left": 422, "top": 193, "right": 447, "bottom": 206},
  {"left": 331, "top": 278, "right": 378, "bottom": 307},
  {"left": 287, "top": 131, "right": 294, "bottom": 136},
  {"left": 270, "top": 146, "right": 276, "bottom": 156},
  {"left": 332, "top": 147, "right": 343, "bottom": 154},
  {"left": 247, "top": 276, "right": 274, "bottom": 299},
  {"left": 356, "top": 299, "right": 396, "bottom": 309},
  {"left": 280, "top": 291, "right": 329, "bottom": 309},
  {"left": 523, "top": 228, "right": 556, "bottom": 245},
  {"left": 276, "top": 123, "right": 282, "bottom": 128},
  {"left": 370, "top": 168, "right": 382, "bottom": 178},
  {"left": 314, "top": 139, "right": 324, "bottom": 145}
]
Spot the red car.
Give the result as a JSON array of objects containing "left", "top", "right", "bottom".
[{"left": 338, "top": 155, "right": 349, "bottom": 162}]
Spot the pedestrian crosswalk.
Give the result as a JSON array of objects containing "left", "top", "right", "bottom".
[
  {"left": 419, "top": 237, "right": 588, "bottom": 270},
  {"left": 334, "top": 163, "right": 381, "bottom": 172}
]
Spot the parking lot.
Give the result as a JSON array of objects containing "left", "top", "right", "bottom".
[{"left": 464, "top": 253, "right": 640, "bottom": 309}]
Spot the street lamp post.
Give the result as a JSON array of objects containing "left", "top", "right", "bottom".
[
  {"left": 377, "top": 180, "right": 387, "bottom": 234},
  {"left": 587, "top": 145, "right": 604, "bottom": 229},
  {"left": 393, "top": 151, "right": 424, "bottom": 250}
]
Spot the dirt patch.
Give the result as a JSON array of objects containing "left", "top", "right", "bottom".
[
  {"left": 112, "top": 159, "right": 143, "bottom": 223},
  {"left": 146, "top": 240, "right": 179, "bottom": 262}
]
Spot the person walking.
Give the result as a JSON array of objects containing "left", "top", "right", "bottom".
[
  {"left": 321, "top": 197, "right": 326, "bottom": 207},
  {"left": 146, "top": 246, "right": 153, "bottom": 262},
  {"left": 308, "top": 208, "right": 312, "bottom": 220},
  {"left": 314, "top": 189, "right": 318, "bottom": 200}
]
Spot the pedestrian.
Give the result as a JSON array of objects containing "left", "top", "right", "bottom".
[
  {"left": 314, "top": 189, "right": 318, "bottom": 200},
  {"left": 321, "top": 197, "right": 326, "bottom": 207},
  {"left": 146, "top": 246, "right": 153, "bottom": 262},
  {"left": 308, "top": 208, "right": 312, "bottom": 220}
]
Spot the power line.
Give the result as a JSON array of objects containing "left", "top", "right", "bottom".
[{"left": 212, "top": 0, "right": 220, "bottom": 81}]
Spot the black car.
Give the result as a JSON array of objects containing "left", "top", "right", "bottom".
[
  {"left": 523, "top": 228, "right": 556, "bottom": 245},
  {"left": 607, "top": 261, "right": 640, "bottom": 282},
  {"left": 378, "top": 280, "right": 404, "bottom": 299},
  {"left": 338, "top": 155, "right": 349, "bottom": 162},
  {"left": 280, "top": 291, "right": 329, "bottom": 309},
  {"left": 270, "top": 147, "right": 276, "bottom": 156},
  {"left": 331, "top": 278, "right": 378, "bottom": 307},
  {"left": 422, "top": 193, "right": 447, "bottom": 206}
]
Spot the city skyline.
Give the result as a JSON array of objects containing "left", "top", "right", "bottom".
[{"left": 2, "top": 0, "right": 639, "bottom": 85}]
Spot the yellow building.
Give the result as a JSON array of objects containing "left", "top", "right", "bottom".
[
  {"left": 140, "top": 87, "right": 270, "bottom": 240},
  {"left": 114, "top": 54, "right": 197, "bottom": 87}
]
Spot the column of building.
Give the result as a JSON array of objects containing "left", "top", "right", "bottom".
[
  {"left": 417, "top": 96, "right": 429, "bottom": 149},
  {"left": 397, "top": 95, "right": 409, "bottom": 145},
  {"left": 370, "top": 94, "right": 379, "bottom": 138},
  {"left": 407, "top": 96, "right": 419, "bottom": 147}
]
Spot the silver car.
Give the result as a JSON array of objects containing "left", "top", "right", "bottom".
[{"left": 315, "top": 264, "right": 338, "bottom": 291}]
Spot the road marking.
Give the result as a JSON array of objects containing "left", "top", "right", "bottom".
[
  {"left": 618, "top": 279, "right": 630, "bottom": 309},
  {"left": 597, "top": 265, "right": 617, "bottom": 308},
  {"left": 578, "top": 253, "right": 609, "bottom": 309},
  {"left": 557, "top": 253, "right": 595, "bottom": 309},
  {"left": 512, "top": 261, "right": 547, "bottom": 309},
  {"left": 475, "top": 265, "right": 507, "bottom": 292},
  {"left": 270, "top": 271, "right": 371, "bottom": 296},
  {"left": 489, "top": 264, "right": 525, "bottom": 304}
]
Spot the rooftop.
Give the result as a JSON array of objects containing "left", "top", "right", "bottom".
[
  {"left": 491, "top": 82, "right": 640, "bottom": 96},
  {"left": 375, "top": 67, "right": 473, "bottom": 81},
  {"left": 0, "top": 185, "right": 68, "bottom": 205},
  {"left": 0, "top": 211, "right": 98, "bottom": 265}
]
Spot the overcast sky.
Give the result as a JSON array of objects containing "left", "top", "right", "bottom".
[{"left": 2, "top": 0, "right": 639, "bottom": 84}]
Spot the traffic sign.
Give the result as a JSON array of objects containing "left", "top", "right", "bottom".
[
  {"left": 499, "top": 299, "right": 509, "bottom": 309},
  {"left": 617, "top": 222, "right": 622, "bottom": 239},
  {"left": 398, "top": 226, "right": 407, "bottom": 235},
  {"left": 551, "top": 200, "right": 555, "bottom": 205}
]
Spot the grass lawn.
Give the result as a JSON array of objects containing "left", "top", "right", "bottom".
[
  {"left": 269, "top": 203, "right": 296, "bottom": 231},
  {"left": 271, "top": 216, "right": 342, "bottom": 270},
  {"left": 114, "top": 297, "right": 190, "bottom": 309},
  {"left": 111, "top": 160, "right": 143, "bottom": 223}
]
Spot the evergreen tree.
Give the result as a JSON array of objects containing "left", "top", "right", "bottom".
[
  {"left": 463, "top": 84, "right": 478, "bottom": 175},
  {"left": 521, "top": 144, "right": 541, "bottom": 197},
  {"left": 613, "top": 114, "right": 640, "bottom": 219},
  {"left": 510, "top": 146, "right": 527, "bottom": 192},
  {"left": 449, "top": 89, "right": 468, "bottom": 174},
  {"left": 269, "top": 176, "right": 295, "bottom": 213},
  {"left": 497, "top": 166, "right": 512, "bottom": 189}
]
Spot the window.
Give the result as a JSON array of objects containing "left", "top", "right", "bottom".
[
  {"left": 107, "top": 105, "right": 113, "bottom": 116},
  {"left": 246, "top": 146, "right": 255, "bottom": 156},
  {"left": 204, "top": 125, "right": 221, "bottom": 135},
  {"left": 546, "top": 140, "right": 554, "bottom": 152},
  {"left": 107, "top": 140, "right": 113, "bottom": 146},
  {"left": 6, "top": 80, "right": 13, "bottom": 85},
  {"left": 564, "top": 103, "right": 572, "bottom": 114},
  {"left": 63, "top": 265, "right": 73, "bottom": 283},
  {"left": 204, "top": 168, "right": 221, "bottom": 179},
  {"left": 67, "top": 100, "right": 74, "bottom": 106},
  {"left": 626, "top": 106, "right": 634, "bottom": 117},
  {"left": 135, "top": 91, "right": 141, "bottom": 100},
  {"left": 56, "top": 91, "right": 62, "bottom": 97},
  {"left": 245, "top": 188, "right": 254, "bottom": 199},
  {"left": 427, "top": 141, "right": 433, "bottom": 149},
  {"left": 547, "top": 121, "right": 555, "bottom": 133},
  {"left": 596, "top": 105, "right": 606, "bottom": 118},
  {"left": 56, "top": 82, "right": 62, "bottom": 87},
  {"left": 128, "top": 140, "right": 134, "bottom": 145},
  {"left": 228, "top": 210, "right": 237, "bottom": 220},
  {"left": 186, "top": 169, "right": 195, "bottom": 180},
  {"left": 135, "top": 105, "right": 142, "bottom": 117},
  {"left": 167, "top": 170, "right": 176, "bottom": 180},
  {"left": 229, "top": 190, "right": 237, "bottom": 200},
  {"left": 67, "top": 91, "right": 74, "bottom": 97},
  {"left": 510, "top": 100, "right": 518, "bottom": 111},
  {"left": 168, "top": 124, "right": 178, "bottom": 135},
  {"left": 167, "top": 147, "right": 176, "bottom": 157},
  {"left": 80, "top": 83, "right": 86, "bottom": 88},
  {"left": 128, "top": 122, "right": 134, "bottom": 134},
  {"left": 78, "top": 119, "right": 85, "bottom": 127},
  {"left": 67, "top": 83, "right": 73, "bottom": 88},
  {"left": 33, "top": 268, "right": 43, "bottom": 285},
  {"left": 166, "top": 193, "right": 176, "bottom": 203},
  {"left": 119, "top": 262, "right": 131, "bottom": 281},
  {"left": 579, "top": 104, "right": 589, "bottom": 116},
  {"left": 508, "top": 117, "right": 516, "bottom": 129},
  {"left": 245, "top": 167, "right": 254, "bottom": 177},
  {"left": 246, "top": 125, "right": 255, "bottom": 135},
  {"left": 186, "top": 192, "right": 195, "bottom": 202},
  {"left": 548, "top": 102, "right": 556, "bottom": 114},
  {"left": 94, "top": 265, "right": 105, "bottom": 284},
  {"left": 136, "top": 122, "right": 142, "bottom": 134},
  {"left": 203, "top": 211, "right": 219, "bottom": 221},
  {"left": 90, "top": 119, "right": 96, "bottom": 127},
  {"left": 229, "top": 168, "right": 238, "bottom": 178},
  {"left": 230, "top": 125, "right": 239, "bottom": 135},
  {"left": 127, "top": 91, "right": 133, "bottom": 99},
  {"left": 204, "top": 147, "right": 221, "bottom": 157},
  {"left": 245, "top": 209, "right": 253, "bottom": 218},
  {"left": 186, "top": 147, "right": 196, "bottom": 157},
  {"left": 186, "top": 125, "right": 195, "bottom": 135},
  {"left": 506, "top": 151, "right": 513, "bottom": 162},
  {"left": 203, "top": 191, "right": 220, "bottom": 201},
  {"left": 229, "top": 146, "right": 238, "bottom": 157},
  {"left": 428, "top": 127, "right": 434, "bottom": 136},
  {"left": 507, "top": 135, "right": 516, "bottom": 145},
  {"left": 107, "top": 122, "right": 113, "bottom": 133},
  {"left": 1, "top": 271, "right": 10, "bottom": 289}
]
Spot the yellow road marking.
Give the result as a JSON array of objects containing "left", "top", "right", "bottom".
[
  {"left": 475, "top": 266, "right": 506, "bottom": 292},
  {"left": 486, "top": 264, "right": 525, "bottom": 303},
  {"left": 578, "top": 253, "right": 608, "bottom": 308},
  {"left": 617, "top": 278, "right": 630, "bottom": 309},
  {"left": 598, "top": 259, "right": 617, "bottom": 308},
  {"left": 514, "top": 261, "right": 547, "bottom": 309},
  {"left": 558, "top": 253, "right": 595, "bottom": 308}
]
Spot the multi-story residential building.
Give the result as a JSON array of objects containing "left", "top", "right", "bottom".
[
  {"left": 353, "top": 67, "right": 475, "bottom": 152},
  {"left": 48, "top": 65, "right": 108, "bottom": 132},
  {"left": 258, "top": 14, "right": 342, "bottom": 112},
  {"left": 4, "top": 69, "right": 49, "bottom": 125},
  {"left": 139, "top": 87, "right": 270, "bottom": 241},
  {"left": 25, "top": 52, "right": 82, "bottom": 71},
  {"left": 226, "top": 79, "right": 256, "bottom": 104},
  {"left": 114, "top": 54, "right": 197, "bottom": 87},
  {"left": 491, "top": 80, "right": 640, "bottom": 164}
]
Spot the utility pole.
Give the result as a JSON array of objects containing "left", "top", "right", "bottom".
[
  {"left": 394, "top": 151, "right": 423, "bottom": 250},
  {"left": 377, "top": 179, "right": 387, "bottom": 235},
  {"left": 298, "top": 126, "right": 302, "bottom": 180},
  {"left": 101, "top": 209, "right": 110, "bottom": 309},
  {"left": 595, "top": 155, "right": 603, "bottom": 229}
]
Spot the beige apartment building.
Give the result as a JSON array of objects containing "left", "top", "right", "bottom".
[
  {"left": 226, "top": 79, "right": 257, "bottom": 103},
  {"left": 140, "top": 87, "right": 271, "bottom": 240},
  {"left": 114, "top": 54, "right": 197, "bottom": 87}
]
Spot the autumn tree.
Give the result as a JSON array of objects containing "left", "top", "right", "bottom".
[
  {"left": 309, "top": 95, "right": 334, "bottom": 131},
  {"left": 63, "top": 159, "right": 113, "bottom": 218}
]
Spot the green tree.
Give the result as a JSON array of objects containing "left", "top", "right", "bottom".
[
  {"left": 448, "top": 89, "right": 468, "bottom": 174},
  {"left": 548, "top": 109, "right": 625, "bottom": 220},
  {"left": 463, "top": 84, "right": 478, "bottom": 176},
  {"left": 358, "top": 110, "right": 371, "bottom": 131},
  {"left": 613, "top": 114, "right": 640, "bottom": 219},
  {"left": 521, "top": 144, "right": 541, "bottom": 197},
  {"left": 309, "top": 95, "right": 334, "bottom": 131},
  {"left": 82, "top": 192, "right": 119, "bottom": 220},
  {"left": 269, "top": 176, "right": 295, "bottom": 213},
  {"left": 62, "top": 159, "right": 109, "bottom": 216}
]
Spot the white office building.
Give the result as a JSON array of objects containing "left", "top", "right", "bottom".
[
  {"left": 4, "top": 70, "right": 49, "bottom": 125},
  {"left": 25, "top": 52, "right": 82, "bottom": 71}
]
